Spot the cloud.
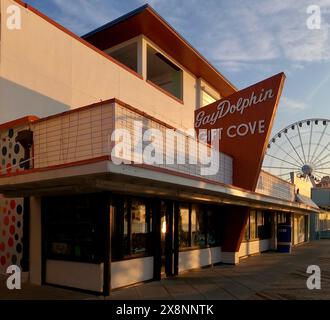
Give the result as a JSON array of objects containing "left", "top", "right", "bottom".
[
  {"left": 280, "top": 96, "right": 307, "bottom": 110},
  {"left": 194, "top": 0, "right": 330, "bottom": 72},
  {"left": 51, "top": 0, "right": 121, "bottom": 34}
]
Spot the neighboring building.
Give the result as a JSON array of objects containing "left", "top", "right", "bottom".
[
  {"left": 0, "top": 0, "right": 318, "bottom": 295},
  {"left": 312, "top": 186, "right": 330, "bottom": 239},
  {"left": 316, "top": 176, "right": 330, "bottom": 188}
]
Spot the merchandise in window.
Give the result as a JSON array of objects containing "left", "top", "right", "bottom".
[
  {"left": 179, "top": 204, "right": 220, "bottom": 249},
  {"left": 44, "top": 194, "right": 105, "bottom": 263},
  {"left": 249, "top": 210, "right": 257, "bottom": 240},
  {"left": 179, "top": 205, "right": 190, "bottom": 248},
  {"left": 112, "top": 197, "right": 152, "bottom": 261}
]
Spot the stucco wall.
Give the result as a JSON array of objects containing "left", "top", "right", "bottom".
[
  {"left": 46, "top": 260, "right": 104, "bottom": 292},
  {"left": 238, "top": 239, "right": 271, "bottom": 258},
  {"left": 1, "top": 0, "right": 199, "bottom": 130},
  {"left": 178, "top": 247, "right": 221, "bottom": 272}
]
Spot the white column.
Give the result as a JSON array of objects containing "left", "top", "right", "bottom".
[
  {"left": 29, "top": 196, "right": 42, "bottom": 285},
  {"left": 138, "top": 36, "right": 147, "bottom": 79}
]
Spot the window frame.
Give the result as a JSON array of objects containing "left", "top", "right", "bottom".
[
  {"left": 104, "top": 37, "right": 140, "bottom": 75},
  {"left": 243, "top": 210, "right": 273, "bottom": 242},
  {"left": 146, "top": 44, "right": 184, "bottom": 103},
  {"left": 179, "top": 204, "right": 220, "bottom": 251},
  {"left": 111, "top": 196, "right": 153, "bottom": 262}
]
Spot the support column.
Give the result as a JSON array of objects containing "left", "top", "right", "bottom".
[
  {"left": 138, "top": 36, "right": 147, "bottom": 79},
  {"left": 29, "top": 196, "right": 42, "bottom": 285},
  {"left": 270, "top": 212, "right": 277, "bottom": 250},
  {"left": 221, "top": 205, "right": 249, "bottom": 265}
]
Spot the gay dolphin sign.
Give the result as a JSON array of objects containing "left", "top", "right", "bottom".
[{"left": 195, "top": 72, "right": 286, "bottom": 191}]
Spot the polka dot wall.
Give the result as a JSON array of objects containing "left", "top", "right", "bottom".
[{"left": 0, "top": 125, "right": 27, "bottom": 273}]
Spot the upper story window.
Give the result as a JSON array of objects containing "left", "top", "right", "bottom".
[
  {"left": 147, "top": 46, "right": 183, "bottom": 101},
  {"left": 106, "top": 42, "right": 138, "bottom": 73}
]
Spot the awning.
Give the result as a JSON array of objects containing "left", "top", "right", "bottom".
[
  {"left": 0, "top": 159, "right": 319, "bottom": 214},
  {"left": 296, "top": 194, "right": 319, "bottom": 210}
]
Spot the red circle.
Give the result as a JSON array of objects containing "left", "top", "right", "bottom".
[
  {"left": 12, "top": 216, "right": 16, "bottom": 222},
  {"left": 4, "top": 216, "right": 9, "bottom": 225},
  {"left": 8, "top": 238, "right": 14, "bottom": 247},
  {"left": 6, "top": 163, "right": 11, "bottom": 174},
  {"left": 0, "top": 243, "right": 5, "bottom": 252},
  {"left": 10, "top": 200, "right": 16, "bottom": 210},
  {"left": 9, "top": 225, "right": 15, "bottom": 235},
  {"left": 0, "top": 256, "right": 6, "bottom": 266}
]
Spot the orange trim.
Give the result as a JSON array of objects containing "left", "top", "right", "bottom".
[
  {"left": 0, "top": 116, "right": 39, "bottom": 130},
  {"left": 146, "top": 80, "right": 184, "bottom": 105},
  {"left": 13, "top": 0, "right": 143, "bottom": 81},
  {"left": 0, "top": 156, "right": 110, "bottom": 178}
]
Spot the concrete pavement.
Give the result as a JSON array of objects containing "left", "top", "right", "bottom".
[{"left": 1, "top": 240, "right": 330, "bottom": 300}]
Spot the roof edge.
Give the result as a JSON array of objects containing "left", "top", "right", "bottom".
[
  {"left": 82, "top": 4, "right": 150, "bottom": 38},
  {"left": 82, "top": 4, "right": 237, "bottom": 93}
]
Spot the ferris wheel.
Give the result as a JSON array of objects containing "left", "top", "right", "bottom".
[{"left": 263, "top": 119, "right": 330, "bottom": 185}]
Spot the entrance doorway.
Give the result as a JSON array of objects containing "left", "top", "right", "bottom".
[{"left": 153, "top": 200, "right": 178, "bottom": 280}]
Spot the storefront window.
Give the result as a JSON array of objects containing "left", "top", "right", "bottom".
[
  {"left": 123, "top": 200, "right": 130, "bottom": 256},
  {"left": 179, "top": 205, "right": 190, "bottom": 248},
  {"left": 44, "top": 194, "right": 104, "bottom": 263},
  {"left": 249, "top": 210, "right": 257, "bottom": 240},
  {"left": 244, "top": 216, "right": 250, "bottom": 241},
  {"left": 257, "top": 211, "right": 263, "bottom": 238},
  {"left": 131, "top": 200, "right": 150, "bottom": 254},
  {"left": 244, "top": 210, "right": 273, "bottom": 241},
  {"left": 179, "top": 204, "right": 220, "bottom": 249},
  {"left": 191, "top": 206, "right": 206, "bottom": 247},
  {"left": 112, "top": 197, "right": 152, "bottom": 261},
  {"left": 206, "top": 208, "right": 220, "bottom": 246}
]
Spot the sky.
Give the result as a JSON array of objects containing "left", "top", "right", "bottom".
[{"left": 24, "top": 0, "right": 330, "bottom": 134}]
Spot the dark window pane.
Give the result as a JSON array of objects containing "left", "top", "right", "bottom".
[
  {"left": 179, "top": 205, "right": 190, "bottom": 248},
  {"left": 147, "top": 46, "right": 183, "bottom": 100},
  {"left": 250, "top": 210, "right": 257, "bottom": 240},
  {"left": 244, "top": 214, "right": 250, "bottom": 241},
  {"left": 122, "top": 200, "right": 130, "bottom": 256},
  {"left": 131, "top": 200, "right": 148, "bottom": 254},
  {"left": 44, "top": 194, "right": 102, "bottom": 263},
  {"left": 206, "top": 207, "right": 220, "bottom": 246},
  {"left": 191, "top": 205, "right": 205, "bottom": 247},
  {"left": 107, "top": 42, "right": 138, "bottom": 73}
]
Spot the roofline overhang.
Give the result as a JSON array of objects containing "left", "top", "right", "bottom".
[
  {"left": 0, "top": 159, "right": 319, "bottom": 214},
  {"left": 82, "top": 4, "right": 237, "bottom": 96}
]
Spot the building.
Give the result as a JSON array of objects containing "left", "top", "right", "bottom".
[
  {"left": 316, "top": 176, "right": 330, "bottom": 188},
  {"left": 0, "top": 0, "right": 319, "bottom": 295},
  {"left": 312, "top": 185, "right": 330, "bottom": 238}
]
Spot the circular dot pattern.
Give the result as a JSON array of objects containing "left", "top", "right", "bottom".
[{"left": 0, "top": 127, "right": 25, "bottom": 271}]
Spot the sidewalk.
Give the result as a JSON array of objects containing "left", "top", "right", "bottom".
[{"left": 1, "top": 240, "right": 330, "bottom": 300}]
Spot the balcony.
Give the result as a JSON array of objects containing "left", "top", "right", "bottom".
[
  {"left": 32, "top": 99, "right": 233, "bottom": 186},
  {"left": 256, "top": 170, "right": 295, "bottom": 202}
]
